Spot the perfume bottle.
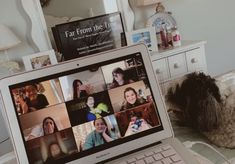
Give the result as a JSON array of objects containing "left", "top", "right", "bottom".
[{"left": 160, "top": 22, "right": 169, "bottom": 48}]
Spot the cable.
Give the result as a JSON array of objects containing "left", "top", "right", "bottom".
[
  {"left": 0, "top": 137, "right": 10, "bottom": 144},
  {"left": 183, "top": 141, "right": 232, "bottom": 164}
]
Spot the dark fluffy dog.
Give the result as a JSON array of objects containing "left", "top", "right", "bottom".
[{"left": 166, "top": 72, "right": 235, "bottom": 148}]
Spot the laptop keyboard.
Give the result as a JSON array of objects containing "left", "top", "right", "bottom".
[{"left": 118, "top": 144, "right": 185, "bottom": 164}]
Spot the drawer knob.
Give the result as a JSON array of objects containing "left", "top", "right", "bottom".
[
  {"left": 156, "top": 69, "right": 161, "bottom": 74},
  {"left": 174, "top": 63, "right": 180, "bottom": 69},
  {"left": 191, "top": 58, "right": 198, "bottom": 63}
]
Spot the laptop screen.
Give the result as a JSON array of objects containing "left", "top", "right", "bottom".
[{"left": 8, "top": 52, "right": 163, "bottom": 163}]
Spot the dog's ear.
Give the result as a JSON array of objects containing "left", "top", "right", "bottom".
[
  {"left": 194, "top": 93, "right": 222, "bottom": 132},
  {"left": 166, "top": 84, "right": 186, "bottom": 110},
  {"left": 166, "top": 85, "right": 177, "bottom": 104}
]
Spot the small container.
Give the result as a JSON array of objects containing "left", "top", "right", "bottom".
[{"left": 172, "top": 26, "right": 181, "bottom": 47}]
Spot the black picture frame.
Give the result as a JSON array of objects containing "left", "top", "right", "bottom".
[{"left": 52, "top": 12, "right": 126, "bottom": 61}]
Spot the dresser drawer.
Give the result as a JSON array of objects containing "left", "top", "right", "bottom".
[
  {"left": 168, "top": 53, "right": 187, "bottom": 78},
  {"left": 150, "top": 41, "right": 207, "bottom": 95},
  {"left": 152, "top": 58, "right": 170, "bottom": 82},
  {"left": 186, "top": 47, "right": 206, "bottom": 72}
]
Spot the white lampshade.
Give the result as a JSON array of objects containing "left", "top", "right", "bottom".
[{"left": 0, "top": 25, "right": 21, "bottom": 51}]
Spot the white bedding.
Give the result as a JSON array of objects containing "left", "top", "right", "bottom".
[{"left": 171, "top": 119, "right": 235, "bottom": 163}]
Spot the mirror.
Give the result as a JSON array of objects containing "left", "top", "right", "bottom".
[
  {"left": 20, "top": 0, "right": 134, "bottom": 52},
  {"left": 42, "top": 0, "right": 118, "bottom": 19},
  {"left": 41, "top": 0, "right": 119, "bottom": 51}
]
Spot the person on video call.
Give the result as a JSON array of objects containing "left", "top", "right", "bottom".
[
  {"left": 73, "top": 79, "right": 88, "bottom": 99},
  {"left": 42, "top": 117, "right": 59, "bottom": 135},
  {"left": 110, "top": 67, "right": 134, "bottom": 89},
  {"left": 84, "top": 96, "right": 109, "bottom": 121},
  {"left": 72, "top": 79, "right": 92, "bottom": 99},
  {"left": 27, "top": 117, "right": 59, "bottom": 140},
  {"left": 85, "top": 96, "right": 97, "bottom": 121},
  {"left": 83, "top": 118, "right": 117, "bottom": 150},
  {"left": 125, "top": 112, "right": 152, "bottom": 136},
  {"left": 40, "top": 132, "right": 74, "bottom": 163},
  {"left": 18, "top": 84, "right": 49, "bottom": 114},
  {"left": 120, "top": 87, "right": 146, "bottom": 111},
  {"left": 44, "top": 142, "right": 67, "bottom": 163}
]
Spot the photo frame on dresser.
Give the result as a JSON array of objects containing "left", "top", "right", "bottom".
[
  {"left": 22, "top": 50, "right": 57, "bottom": 71},
  {"left": 125, "top": 27, "right": 158, "bottom": 52}
]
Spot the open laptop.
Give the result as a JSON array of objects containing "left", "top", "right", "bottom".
[{"left": 0, "top": 44, "right": 198, "bottom": 164}]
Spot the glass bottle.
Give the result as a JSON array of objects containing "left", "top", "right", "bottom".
[
  {"left": 156, "top": 29, "right": 162, "bottom": 47},
  {"left": 160, "top": 22, "right": 168, "bottom": 48}
]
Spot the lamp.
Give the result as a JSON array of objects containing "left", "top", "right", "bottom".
[{"left": 0, "top": 25, "right": 21, "bottom": 72}]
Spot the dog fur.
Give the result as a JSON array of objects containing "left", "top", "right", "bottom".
[{"left": 166, "top": 72, "right": 235, "bottom": 148}]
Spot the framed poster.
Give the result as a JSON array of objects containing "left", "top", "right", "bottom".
[
  {"left": 126, "top": 27, "right": 158, "bottom": 52},
  {"left": 52, "top": 12, "right": 125, "bottom": 61},
  {"left": 22, "top": 50, "right": 57, "bottom": 71}
]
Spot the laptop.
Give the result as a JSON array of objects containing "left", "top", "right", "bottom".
[{"left": 0, "top": 44, "right": 198, "bottom": 164}]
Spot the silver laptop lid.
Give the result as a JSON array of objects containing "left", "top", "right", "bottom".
[{"left": 0, "top": 44, "right": 173, "bottom": 164}]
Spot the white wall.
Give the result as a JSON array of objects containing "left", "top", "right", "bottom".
[
  {"left": 0, "top": 0, "right": 36, "bottom": 77},
  {"left": 130, "top": 0, "right": 235, "bottom": 76}
]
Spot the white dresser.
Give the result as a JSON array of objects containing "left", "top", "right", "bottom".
[{"left": 150, "top": 40, "right": 207, "bottom": 95}]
